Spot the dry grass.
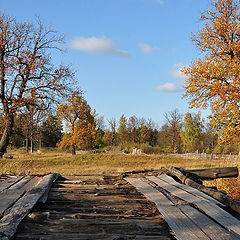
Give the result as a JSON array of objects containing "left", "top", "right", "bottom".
[
  {"left": 0, "top": 149, "right": 239, "bottom": 175},
  {"left": 1, "top": 149, "right": 240, "bottom": 199}
]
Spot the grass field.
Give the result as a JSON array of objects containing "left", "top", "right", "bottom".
[
  {"left": 1, "top": 150, "right": 239, "bottom": 175},
  {"left": 1, "top": 149, "right": 240, "bottom": 199}
]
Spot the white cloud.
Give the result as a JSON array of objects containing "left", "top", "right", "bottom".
[
  {"left": 69, "top": 36, "right": 129, "bottom": 57},
  {"left": 138, "top": 43, "right": 160, "bottom": 54},
  {"left": 153, "top": 0, "right": 164, "bottom": 4},
  {"left": 156, "top": 63, "right": 186, "bottom": 93},
  {"left": 170, "top": 63, "right": 187, "bottom": 82},
  {"left": 156, "top": 82, "right": 182, "bottom": 92}
]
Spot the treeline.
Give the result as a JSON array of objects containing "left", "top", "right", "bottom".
[
  {"left": 0, "top": 112, "right": 62, "bottom": 152},
  {"left": 2, "top": 106, "right": 239, "bottom": 155},
  {"left": 95, "top": 110, "right": 239, "bottom": 155}
]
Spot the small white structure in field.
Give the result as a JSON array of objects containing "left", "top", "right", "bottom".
[{"left": 132, "top": 148, "right": 143, "bottom": 155}]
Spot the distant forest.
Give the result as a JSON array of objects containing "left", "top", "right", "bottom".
[{"left": 1, "top": 108, "right": 239, "bottom": 155}]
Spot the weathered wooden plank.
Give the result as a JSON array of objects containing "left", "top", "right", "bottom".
[
  {"left": 39, "top": 173, "right": 59, "bottom": 203},
  {"left": 0, "top": 177, "right": 24, "bottom": 192},
  {"left": 8, "top": 177, "right": 34, "bottom": 190},
  {"left": 147, "top": 175, "right": 240, "bottom": 236},
  {"left": 0, "top": 173, "right": 59, "bottom": 240},
  {"left": 125, "top": 177, "right": 210, "bottom": 240},
  {"left": 0, "top": 189, "right": 25, "bottom": 217},
  {"left": 158, "top": 174, "right": 224, "bottom": 206},
  {"left": 179, "top": 204, "right": 239, "bottom": 240}
]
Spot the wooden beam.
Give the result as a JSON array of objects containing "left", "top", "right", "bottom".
[
  {"left": 39, "top": 173, "right": 59, "bottom": 203},
  {"left": 147, "top": 175, "right": 240, "bottom": 236},
  {"left": 179, "top": 204, "right": 239, "bottom": 240},
  {"left": 0, "top": 177, "right": 24, "bottom": 192},
  {"left": 165, "top": 165, "right": 240, "bottom": 216},
  {"left": 158, "top": 174, "right": 224, "bottom": 206},
  {"left": 9, "top": 177, "right": 34, "bottom": 190},
  {"left": 0, "top": 189, "right": 25, "bottom": 217},
  {"left": 185, "top": 167, "right": 238, "bottom": 180},
  {"left": 0, "top": 173, "right": 59, "bottom": 240},
  {"left": 125, "top": 177, "right": 210, "bottom": 240}
]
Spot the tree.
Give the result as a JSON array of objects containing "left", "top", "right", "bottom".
[
  {"left": 117, "top": 114, "right": 128, "bottom": 144},
  {"left": 127, "top": 115, "right": 139, "bottom": 143},
  {"left": 201, "top": 120, "right": 218, "bottom": 153},
  {"left": 107, "top": 118, "right": 118, "bottom": 145},
  {"left": 94, "top": 115, "right": 105, "bottom": 148},
  {"left": 183, "top": 0, "right": 240, "bottom": 144},
  {"left": 103, "top": 130, "right": 115, "bottom": 146},
  {"left": 57, "top": 91, "right": 96, "bottom": 154},
  {"left": 146, "top": 118, "right": 158, "bottom": 146},
  {"left": 180, "top": 112, "right": 203, "bottom": 153},
  {"left": 0, "top": 14, "right": 74, "bottom": 157},
  {"left": 23, "top": 106, "right": 44, "bottom": 152},
  {"left": 139, "top": 126, "right": 151, "bottom": 144},
  {"left": 41, "top": 115, "right": 62, "bottom": 148},
  {"left": 163, "top": 109, "right": 182, "bottom": 152}
]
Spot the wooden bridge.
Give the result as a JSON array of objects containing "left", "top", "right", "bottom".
[{"left": 0, "top": 167, "right": 240, "bottom": 240}]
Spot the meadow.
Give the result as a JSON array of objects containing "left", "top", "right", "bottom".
[{"left": 0, "top": 149, "right": 240, "bottom": 199}]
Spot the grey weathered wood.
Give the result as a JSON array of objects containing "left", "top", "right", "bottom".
[
  {"left": 158, "top": 174, "right": 224, "bottom": 206},
  {"left": 147, "top": 175, "right": 240, "bottom": 236},
  {"left": 179, "top": 204, "right": 240, "bottom": 240},
  {"left": 0, "top": 173, "right": 59, "bottom": 240},
  {"left": 0, "top": 189, "right": 25, "bottom": 217},
  {"left": 0, "top": 177, "right": 24, "bottom": 192},
  {"left": 9, "top": 177, "right": 34, "bottom": 190},
  {"left": 125, "top": 177, "right": 210, "bottom": 240},
  {"left": 39, "top": 173, "right": 59, "bottom": 203}
]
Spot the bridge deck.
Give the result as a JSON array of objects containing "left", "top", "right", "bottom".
[{"left": 0, "top": 173, "right": 239, "bottom": 240}]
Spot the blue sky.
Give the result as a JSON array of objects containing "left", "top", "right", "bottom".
[{"left": 0, "top": 0, "right": 211, "bottom": 126}]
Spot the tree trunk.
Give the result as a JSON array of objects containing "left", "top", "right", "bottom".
[
  {"left": 0, "top": 116, "right": 13, "bottom": 157},
  {"left": 30, "top": 138, "right": 34, "bottom": 153},
  {"left": 72, "top": 145, "right": 76, "bottom": 155},
  {"left": 25, "top": 136, "right": 29, "bottom": 152},
  {"left": 165, "top": 165, "right": 240, "bottom": 215},
  {"left": 185, "top": 167, "right": 238, "bottom": 180}
]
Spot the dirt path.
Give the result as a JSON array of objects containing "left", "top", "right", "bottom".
[{"left": 12, "top": 174, "right": 173, "bottom": 240}]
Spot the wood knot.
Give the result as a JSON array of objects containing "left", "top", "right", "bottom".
[{"left": 183, "top": 173, "right": 189, "bottom": 184}]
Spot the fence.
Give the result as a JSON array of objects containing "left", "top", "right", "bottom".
[{"left": 169, "top": 152, "right": 240, "bottom": 160}]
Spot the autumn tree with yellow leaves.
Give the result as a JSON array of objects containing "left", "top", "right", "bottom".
[
  {"left": 183, "top": 0, "right": 240, "bottom": 144},
  {"left": 57, "top": 91, "right": 96, "bottom": 155}
]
